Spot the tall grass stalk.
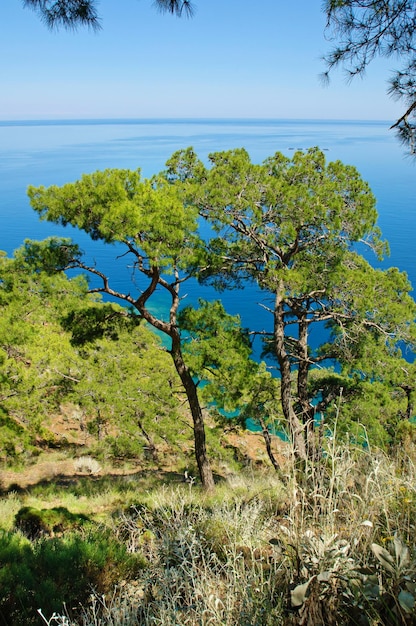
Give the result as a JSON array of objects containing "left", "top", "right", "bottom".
[{"left": 0, "top": 490, "right": 21, "bottom": 530}]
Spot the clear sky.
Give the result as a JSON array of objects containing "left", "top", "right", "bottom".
[{"left": 0, "top": 0, "right": 405, "bottom": 121}]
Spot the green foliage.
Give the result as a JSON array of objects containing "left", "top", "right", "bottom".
[
  {"left": 0, "top": 527, "right": 146, "bottom": 625},
  {"left": 10, "top": 146, "right": 416, "bottom": 473},
  {"left": 315, "top": 332, "right": 416, "bottom": 449},
  {"left": 0, "top": 148, "right": 416, "bottom": 468},
  {"left": 14, "top": 506, "right": 90, "bottom": 539},
  {"left": 167, "top": 146, "right": 416, "bottom": 454},
  {"left": 100, "top": 434, "right": 145, "bottom": 461},
  {"left": 0, "top": 244, "right": 187, "bottom": 466},
  {"left": 0, "top": 409, "right": 35, "bottom": 463},
  {"left": 23, "top": 0, "right": 193, "bottom": 30},
  {"left": 61, "top": 303, "right": 139, "bottom": 345},
  {"left": 358, "top": 538, "right": 416, "bottom": 624},
  {"left": 69, "top": 324, "right": 184, "bottom": 459},
  {"left": 26, "top": 149, "right": 415, "bottom": 480},
  {"left": 179, "top": 299, "right": 251, "bottom": 373},
  {"left": 27, "top": 162, "right": 217, "bottom": 491},
  {"left": 13, "top": 237, "right": 83, "bottom": 274},
  {"left": 0, "top": 248, "right": 91, "bottom": 456},
  {"left": 179, "top": 299, "right": 282, "bottom": 433},
  {"left": 28, "top": 170, "right": 200, "bottom": 269},
  {"left": 324, "top": 0, "right": 416, "bottom": 155}
]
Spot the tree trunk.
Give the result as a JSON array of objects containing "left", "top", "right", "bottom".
[
  {"left": 171, "top": 333, "right": 215, "bottom": 491},
  {"left": 297, "top": 314, "right": 318, "bottom": 459},
  {"left": 134, "top": 268, "right": 215, "bottom": 492},
  {"left": 137, "top": 416, "right": 158, "bottom": 462},
  {"left": 274, "top": 287, "right": 307, "bottom": 462},
  {"left": 400, "top": 383, "right": 414, "bottom": 421},
  {"left": 259, "top": 416, "right": 280, "bottom": 471}
]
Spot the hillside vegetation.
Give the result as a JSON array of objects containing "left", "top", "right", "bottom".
[
  {"left": 0, "top": 440, "right": 415, "bottom": 625},
  {"left": 1, "top": 147, "right": 416, "bottom": 624},
  {"left": 1, "top": 239, "right": 415, "bottom": 626}
]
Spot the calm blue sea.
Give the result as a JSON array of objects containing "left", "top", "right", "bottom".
[{"left": 1, "top": 118, "right": 415, "bottom": 351}]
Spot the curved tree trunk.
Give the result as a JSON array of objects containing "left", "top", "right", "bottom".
[
  {"left": 171, "top": 333, "right": 215, "bottom": 491},
  {"left": 259, "top": 416, "right": 280, "bottom": 471},
  {"left": 134, "top": 267, "right": 215, "bottom": 491},
  {"left": 274, "top": 287, "right": 307, "bottom": 462}
]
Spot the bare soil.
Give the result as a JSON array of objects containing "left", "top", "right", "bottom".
[{"left": 0, "top": 404, "right": 288, "bottom": 491}]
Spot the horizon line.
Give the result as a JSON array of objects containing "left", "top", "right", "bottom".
[{"left": 0, "top": 116, "right": 394, "bottom": 125}]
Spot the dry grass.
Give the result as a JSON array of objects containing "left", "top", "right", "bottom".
[
  {"left": 68, "top": 440, "right": 416, "bottom": 626},
  {"left": 4, "top": 433, "right": 416, "bottom": 626}
]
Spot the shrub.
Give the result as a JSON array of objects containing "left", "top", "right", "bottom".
[
  {"left": 14, "top": 506, "right": 90, "bottom": 539},
  {"left": 0, "top": 528, "right": 146, "bottom": 625},
  {"left": 102, "top": 434, "right": 144, "bottom": 461}
]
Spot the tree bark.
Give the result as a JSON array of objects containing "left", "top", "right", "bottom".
[
  {"left": 400, "top": 383, "right": 414, "bottom": 422},
  {"left": 126, "top": 266, "right": 215, "bottom": 491},
  {"left": 137, "top": 416, "right": 158, "bottom": 462},
  {"left": 259, "top": 416, "right": 280, "bottom": 471},
  {"left": 273, "top": 285, "right": 307, "bottom": 462},
  {"left": 297, "top": 314, "right": 317, "bottom": 458},
  {"left": 171, "top": 332, "right": 215, "bottom": 491}
]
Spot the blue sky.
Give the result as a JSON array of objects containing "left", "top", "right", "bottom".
[{"left": 0, "top": 0, "right": 404, "bottom": 120}]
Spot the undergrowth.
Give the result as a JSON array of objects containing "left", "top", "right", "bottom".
[{"left": 1, "top": 437, "right": 416, "bottom": 625}]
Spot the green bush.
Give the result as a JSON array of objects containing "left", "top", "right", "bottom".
[
  {"left": 0, "top": 528, "right": 147, "bottom": 625},
  {"left": 103, "top": 434, "right": 144, "bottom": 461},
  {"left": 15, "top": 506, "right": 90, "bottom": 539}
]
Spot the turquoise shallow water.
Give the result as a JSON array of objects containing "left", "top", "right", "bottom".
[{"left": 0, "top": 118, "right": 415, "bottom": 354}]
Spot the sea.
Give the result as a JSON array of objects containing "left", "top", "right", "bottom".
[{"left": 1, "top": 118, "right": 415, "bottom": 355}]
